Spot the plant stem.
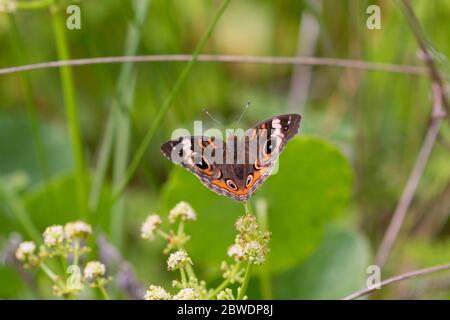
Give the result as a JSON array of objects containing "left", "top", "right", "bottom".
[
  {"left": 255, "top": 199, "right": 272, "bottom": 299},
  {"left": 180, "top": 267, "right": 187, "bottom": 286},
  {"left": 208, "top": 279, "right": 231, "bottom": 300},
  {"left": 98, "top": 285, "right": 111, "bottom": 300},
  {"left": 243, "top": 201, "right": 253, "bottom": 215},
  {"left": 73, "top": 239, "right": 80, "bottom": 266},
  {"left": 157, "top": 229, "right": 170, "bottom": 239},
  {"left": 109, "top": 0, "right": 150, "bottom": 250},
  {"left": 50, "top": 2, "right": 87, "bottom": 218},
  {"left": 40, "top": 262, "right": 58, "bottom": 282},
  {"left": 8, "top": 13, "right": 52, "bottom": 200},
  {"left": 207, "top": 262, "right": 241, "bottom": 300},
  {"left": 111, "top": 0, "right": 232, "bottom": 201},
  {"left": 0, "top": 177, "right": 40, "bottom": 242},
  {"left": 237, "top": 262, "right": 252, "bottom": 300}
]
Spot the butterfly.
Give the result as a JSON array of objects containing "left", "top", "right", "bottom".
[{"left": 161, "top": 114, "right": 301, "bottom": 202}]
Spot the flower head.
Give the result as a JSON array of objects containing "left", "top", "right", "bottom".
[
  {"left": 169, "top": 202, "right": 196, "bottom": 223},
  {"left": 167, "top": 250, "right": 193, "bottom": 271},
  {"left": 235, "top": 214, "right": 258, "bottom": 234},
  {"left": 173, "top": 288, "right": 199, "bottom": 300},
  {"left": 141, "top": 214, "right": 162, "bottom": 240},
  {"left": 64, "top": 221, "right": 92, "bottom": 240},
  {"left": 15, "top": 241, "right": 36, "bottom": 261},
  {"left": 227, "top": 244, "right": 244, "bottom": 261},
  {"left": 144, "top": 285, "right": 171, "bottom": 300},
  {"left": 242, "top": 240, "right": 267, "bottom": 265},
  {"left": 84, "top": 261, "right": 106, "bottom": 281},
  {"left": 43, "top": 225, "right": 65, "bottom": 248}
]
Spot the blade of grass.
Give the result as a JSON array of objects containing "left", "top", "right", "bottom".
[
  {"left": 50, "top": 2, "right": 88, "bottom": 218},
  {"left": 89, "top": 1, "right": 150, "bottom": 212},
  {"left": 111, "top": 0, "right": 232, "bottom": 201},
  {"left": 0, "top": 176, "right": 40, "bottom": 243},
  {"left": 7, "top": 13, "right": 54, "bottom": 212},
  {"left": 108, "top": 0, "right": 151, "bottom": 248}
]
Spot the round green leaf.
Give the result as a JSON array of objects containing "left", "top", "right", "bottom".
[{"left": 274, "top": 228, "right": 371, "bottom": 299}]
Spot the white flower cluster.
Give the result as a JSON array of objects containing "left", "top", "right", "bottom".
[
  {"left": 64, "top": 221, "right": 92, "bottom": 240},
  {"left": 43, "top": 225, "right": 64, "bottom": 248},
  {"left": 83, "top": 261, "right": 106, "bottom": 281},
  {"left": 169, "top": 201, "right": 196, "bottom": 223},
  {"left": 144, "top": 285, "right": 171, "bottom": 300},
  {"left": 230, "top": 214, "right": 270, "bottom": 265},
  {"left": 167, "top": 250, "right": 193, "bottom": 271},
  {"left": 141, "top": 214, "right": 162, "bottom": 240},
  {"left": 15, "top": 241, "right": 36, "bottom": 261},
  {"left": 173, "top": 288, "right": 199, "bottom": 300}
]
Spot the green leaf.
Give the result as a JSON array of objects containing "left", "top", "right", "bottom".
[
  {"left": 274, "top": 227, "right": 371, "bottom": 299},
  {"left": 161, "top": 135, "right": 353, "bottom": 273}
]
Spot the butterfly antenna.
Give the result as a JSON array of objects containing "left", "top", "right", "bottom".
[
  {"left": 203, "top": 108, "right": 224, "bottom": 128},
  {"left": 232, "top": 101, "right": 251, "bottom": 132}
]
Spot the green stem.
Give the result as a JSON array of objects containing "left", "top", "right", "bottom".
[
  {"left": 73, "top": 239, "right": 80, "bottom": 266},
  {"left": 111, "top": 0, "right": 232, "bottom": 201},
  {"left": 108, "top": 0, "right": 150, "bottom": 249},
  {"left": 243, "top": 201, "right": 253, "bottom": 215},
  {"left": 0, "top": 177, "right": 40, "bottom": 242},
  {"left": 157, "top": 229, "right": 170, "bottom": 239},
  {"left": 207, "top": 262, "right": 241, "bottom": 300},
  {"left": 208, "top": 279, "right": 230, "bottom": 300},
  {"left": 50, "top": 2, "right": 87, "bottom": 218},
  {"left": 180, "top": 267, "right": 187, "bottom": 286},
  {"left": 98, "top": 285, "right": 111, "bottom": 300},
  {"left": 256, "top": 199, "right": 272, "bottom": 299},
  {"left": 237, "top": 262, "right": 252, "bottom": 300},
  {"left": 7, "top": 13, "right": 51, "bottom": 184},
  {"left": 40, "top": 262, "right": 59, "bottom": 282},
  {"left": 185, "top": 264, "right": 196, "bottom": 280}
]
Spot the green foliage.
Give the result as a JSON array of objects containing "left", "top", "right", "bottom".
[
  {"left": 274, "top": 227, "right": 370, "bottom": 299},
  {"left": 161, "top": 136, "right": 353, "bottom": 273}
]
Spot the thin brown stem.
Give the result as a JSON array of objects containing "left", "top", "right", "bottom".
[
  {"left": 375, "top": 1, "right": 448, "bottom": 268},
  {"left": 342, "top": 262, "right": 450, "bottom": 300},
  {"left": 0, "top": 55, "right": 427, "bottom": 76}
]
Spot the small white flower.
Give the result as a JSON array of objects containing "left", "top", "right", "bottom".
[
  {"left": 169, "top": 202, "right": 196, "bottom": 223},
  {"left": 173, "top": 288, "right": 199, "bottom": 300},
  {"left": 243, "top": 240, "right": 266, "bottom": 265},
  {"left": 235, "top": 214, "right": 258, "bottom": 234},
  {"left": 84, "top": 261, "right": 106, "bottom": 281},
  {"left": 15, "top": 241, "right": 36, "bottom": 261},
  {"left": 227, "top": 244, "right": 244, "bottom": 260},
  {"left": 43, "top": 225, "right": 65, "bottom": 247},
  {"left": 141, "top": 214, "right": 162, "bottom": 240},
  {"left": 167, "top": 250, "right": 193, "bottom": 271},
  {"left": 144, "top": 285, "right": 171, "bottom": 300},
  {"left": 65, "top": 221, "right": 92, "bottom": 240}
]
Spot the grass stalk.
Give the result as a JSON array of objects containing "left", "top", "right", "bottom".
[
  {"left": 50, "top": 2, "right": 88, "bottom": 218},
  {"left": 109, "top": 0, "right": 150, "bottom": 248},
  {"left": 0, "top": 177, "right": 40, "bottom": 242},
  {"left": 111, "top": 0, "right": 232, "bottom": 201},
  {"left": 7, "top": 13, "right": 54, "bottom": 212}
]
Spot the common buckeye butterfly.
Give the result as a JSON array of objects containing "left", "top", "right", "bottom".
[{"left": 161, "top": 114, "right": 301, "bottom": 202}]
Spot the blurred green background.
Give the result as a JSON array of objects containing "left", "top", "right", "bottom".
[{"left": 0, "top": 0, "right": 449, "bottom": 299}]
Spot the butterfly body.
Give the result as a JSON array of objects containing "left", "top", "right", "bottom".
[{"left": 161, "top": 114, "right": 301, "bottom": 202}]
